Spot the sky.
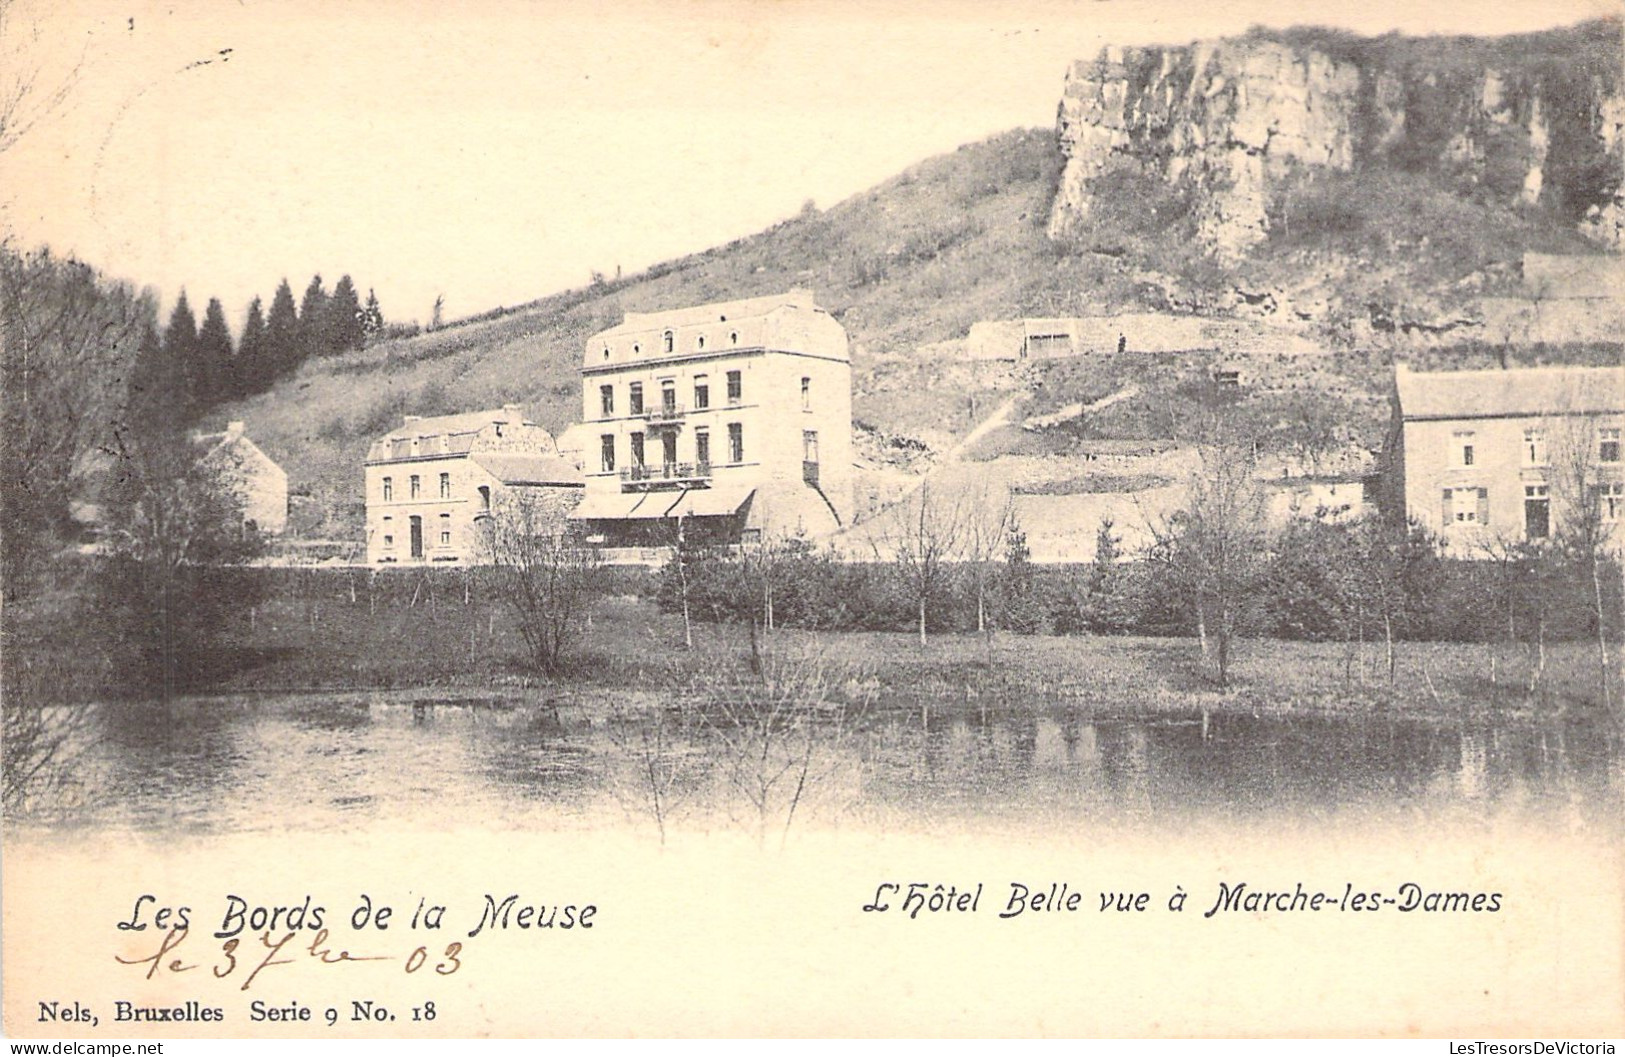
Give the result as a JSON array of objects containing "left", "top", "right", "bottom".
[{"left": 1, "top": 0, "right": 1617, "bottom": 332}]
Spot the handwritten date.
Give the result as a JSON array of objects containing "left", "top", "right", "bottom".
[{"left": 115, "top": 927, "right": 463, "bottom": 991}]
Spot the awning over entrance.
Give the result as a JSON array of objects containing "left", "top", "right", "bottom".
[
  {"left": 569, "top": 491, "right": 644, "bottom": 520},
  {"left": 623, "top": 492, "right": 686, "bottom": 519},
  {"left": 664, "top": 484, "right": 756, "bottom": 520}
]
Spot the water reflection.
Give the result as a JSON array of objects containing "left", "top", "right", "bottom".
[{"left": 9, "top": 693, "right": 1621, "bottom": 838}]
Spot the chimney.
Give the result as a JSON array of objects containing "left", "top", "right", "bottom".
[
  {"left": 502, "top": 403, "right": 525, "bottom": 422},
  {"left": 226, "top": 420, "right": 245, "bottom": 438}
]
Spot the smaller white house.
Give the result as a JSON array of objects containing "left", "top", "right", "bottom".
[
  {"left": 364, "top": 405, "right": 582, "bottom": 564},
  {"left": 195, "top": 421, "right": 288, "bottom": 535}
]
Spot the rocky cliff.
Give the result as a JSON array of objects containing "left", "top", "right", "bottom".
[{"left": 1048, "top": 21, "right": 1625, "bottom": 255}]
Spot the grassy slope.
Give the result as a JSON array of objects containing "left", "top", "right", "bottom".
[
  {"left": 215, "top": 17, "right": 1621, "bottom": 542},
  {"left": 230, "top": 128, "right": 1090, "bottom": 538}
]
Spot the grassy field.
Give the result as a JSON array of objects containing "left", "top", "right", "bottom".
[{"left": 7, "top": 581, "right": 1614, "bottom": 722}]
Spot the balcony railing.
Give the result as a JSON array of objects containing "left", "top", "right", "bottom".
[
  {"left": 638, "top": 402, "right": 686, "bottom": 425},
  {"left": 621, "top": 461, "right": 713, "bottom": 491}
]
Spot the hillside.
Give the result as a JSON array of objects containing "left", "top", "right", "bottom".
[{"left": 217, "top": 20, "right": 1623, "bottom": 546}]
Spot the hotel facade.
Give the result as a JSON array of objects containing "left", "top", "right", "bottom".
[{"left": 569, "top": 289, "right": 854, "bottom": 546}]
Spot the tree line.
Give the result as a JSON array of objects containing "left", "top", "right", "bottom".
[{"left": 129, "top": 271, "right": 386, "bottom": 425}]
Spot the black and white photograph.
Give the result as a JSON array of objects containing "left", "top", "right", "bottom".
[{"left": 2, "top": 0, "right": 1622, "bottom": 1041}]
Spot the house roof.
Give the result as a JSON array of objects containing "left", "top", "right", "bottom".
[
  {"left": 601, "top": 289, "right": 820, "bottom": 336},
  {"left": 1395, "top": 364, "right": 1625, "bottom": 421},
  {"left": 470, "top": 452, "right": 582, "bottom": 487},
  {"left": 373, "top": 408, "right": 528, "bottom": 444}
]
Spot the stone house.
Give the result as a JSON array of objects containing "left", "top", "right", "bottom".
[
  {"left": 195, "top": 420, "right": 288, "bottom": 536},
  {"left": 364, "top": 405, "right": 582, "bottom": 564},
  {"left": 1387, "top": 363, "right": 1625, "bottom": 553},
  {"left": 569, "top": 289, "right": 854, "bottom": 547}
]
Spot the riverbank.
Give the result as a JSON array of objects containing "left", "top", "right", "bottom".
[{"left": 5, "top": 586, "right": 1616, "bottom": 721}]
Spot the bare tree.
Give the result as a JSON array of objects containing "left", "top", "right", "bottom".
[
  {"left": 1545, "top": 414, "right": 1618, "bottom": 714},
  {"left": 0, "top": 0, "right": 83, "bottom": 158},
  {"left": 1, "top": 246, "right": 153, "bottom": 592},
  {"left": 477, "top": 492, "right": 603, "bottom": 674},
  {"left": 1147, "top": 422, "right": 1270, "bottom": 687},
  {"left": 99, "top": 425, "right": 263, "bottom": 699},
  {"left": 875, "top": 479, "right": 966, "bottom": 645},
  {"left": 959, "top": 479, "right": 1016, "bottom": 647}
]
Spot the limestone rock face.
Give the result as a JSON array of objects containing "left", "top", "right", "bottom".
[{"left": 1048, "top": 30, "right": 1625, "bottom": 255}]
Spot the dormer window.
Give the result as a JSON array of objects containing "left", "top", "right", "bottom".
[
  {"left": 633, "top": 343, "right": 641, "bottom": 355},
  {"left": 494, "top": 422, "right": 504, "bottom": 438},
  {"left": 663, "top": 330, "right": 674, "bottom": 354},
  {"left": 696, "top": 334, "right": 705, "bottom": 350},
  {"left": 729, "top": 331, "right": 738, "bottom": 345},
  {"left": 602, "top": 347, "right": 610, "bottom": 361}
]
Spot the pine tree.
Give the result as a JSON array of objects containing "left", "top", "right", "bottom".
[
  {"left": 163, "top": 290, "right": 199, "bottom": 420},
  {"left": 265, "top": 279, "right": 299, "bottom": 380},
  {"left": 327, "top": 274, "right": 364, "bottom": 352},
  {"left": 124, "top": 318, "right": 167, "bottom": 436},
  {"left": 362, "top": 288, "right": 384, "bottom": 338},
  {"left": 195, "top": 297, "right": 234, "bottom": 408},
  {"left": 297, "top": 274, "right": 330, "bottom": 361},
  {"left": 237, "top": 296, "right": 268, "bottom": 395}
]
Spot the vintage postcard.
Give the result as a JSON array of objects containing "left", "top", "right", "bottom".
[{"left": 3, "top": 0, "right": 1622, "bottom": 1041}]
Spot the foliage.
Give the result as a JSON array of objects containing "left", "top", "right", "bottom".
[
  {"left": 0, "top": 245, "right": 154, "bottom": 594},
  {"left": 96, "top": 425, "right": 265, "bottom": 697}
]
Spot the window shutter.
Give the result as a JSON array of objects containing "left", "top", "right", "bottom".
[{"left": 1477, "top": 487, "right": 1489, "bottom": 527}]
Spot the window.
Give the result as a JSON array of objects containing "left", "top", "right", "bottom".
[
  {"left": 1600, "top": 482, "right": 1624, "bottom": 521},
  {"left": 439, "top": 472, "right": 450, "bottom": 499},
  {"left": 661, "top": 431, "right": 677, "bottom": 469},
  {"left": 663, "top": 330, "right": 674, "bottom": 354},
  {"left": 600, "top": 384, "right": 614, "bottom": 417},
  {"left": 410, "top": 475, "right": 421, "bottom": 499},
  {"left": 693, "top": 376, "right": 709, "bottom": 410},
  {"left": 1444, "top": 486, "right": 1488, "bottom": 526},
  {"left": 803, "top": 430, "right": 819, "bottom": 462},
  {"left": 632, "top": 343, "right": 641, "bottom": 355},
  {"left": 383, "top": 534, "right": 394, "bottom": 547},
  {"left": 801, "top": 376, "right": 811, "bottom": 410},
  {"left": 729, "top": 330, "right": 738, "bottom": 345},
  {"left": 1524, "top": 484, "right": 1550, "bottom": 540},
  {"left": 630, "top": 431, "right": 645, "bottom": 468},
  {"left": 695, "top": 429, "right": 710, "bottom": 470},
  {"left": 629, "top": 382, "right": 644, "bottom": 415},
  {"left": 439, "top": 514, "right": 451, "bottom": 547},
  {"left": 382, "top": 477, "right": 393, "bottom": 501},
  {"left": 728, "top": 422, "right": 743, "bottom": 464},
  {"left": 1454, "top": 430, "right": 1476, "bottom": 467},
  {"left": 1601, "top": 428, "right": 1621, "bottom": 464},
  {"left": 727, "top": 370, "right": 742, "bottom": 404},
  {"left": 600, "top": 434, "right": 615, "bottom": 474},
  {"left": 696, "top": 335, "right": 706, "bottom": 350},
  {"left": 661, "top": 379, "right": 677, "bottom": 412},
  {"left": 602, "top": 346, "right": 610, "bottom": 361},
  {"left": 1523, "top": 428, "right": 1545, "bottom": 467},
  {"left": 410, "top": 436, "right": 420, "bottom": 455},
  {"left": 478, "top": 485, "right": 491, "bottom": 511}
]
